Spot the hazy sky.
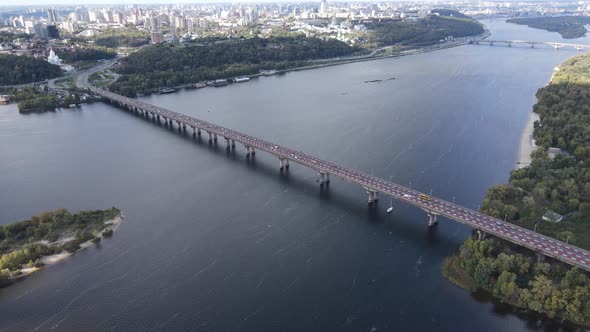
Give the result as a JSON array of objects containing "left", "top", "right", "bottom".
[
  {"left": 4, "top": 0, "right": 356, "bottom": 6},
  {"left": 7, "top": 0, "right": 414, "bottom": 7}
]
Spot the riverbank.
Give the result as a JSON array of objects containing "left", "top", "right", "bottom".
[
  {"left": 13, "top": 215, "right": 124, "bottom": 281},
  {"left": 443, "top": 51, "right": 590, "bottom": 328},
  {"left": 515, "top": 111, "right": 539, "bottom": 169},
  {"left": 102, "top": 29, "right": 490, "bottom": 97}
]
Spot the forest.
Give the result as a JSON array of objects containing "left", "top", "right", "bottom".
[
  {"left": 109, "top": 36, "right": 361, "bottom": 96},
  {"left": 507, "top": 16, "right": 590, "bottom": 39},
  {"left": 365, "top": 13, "right": 483, "bottom": 47},
  {"left": 55, "top": 47, "right": 117, "bottom": 63},
  {"left": 0, "top": 54, "right": 62, "bottom": 85},
  {"left": 94, "top": 28, "right": 150, "bottom": 48},
  {"left": 444, "top": 238, "right": 590, "bottom": 327},
  {"left": 445, "top": 52, "right": 590, "bottom": 326}
]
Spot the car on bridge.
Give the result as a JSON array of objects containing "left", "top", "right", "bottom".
[{"left": 419, "top": 194, "right": 431, "bottom": 201}]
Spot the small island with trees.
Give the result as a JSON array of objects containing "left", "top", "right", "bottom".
[
  {"left": 442, "top": 52, "right": 590, "bottom": 327},
  {"left": 0, "top": 207, "right": 123, "bottom": 288},
  {"left": 507, "top": 16, "right": 590, "bottom": 39}
]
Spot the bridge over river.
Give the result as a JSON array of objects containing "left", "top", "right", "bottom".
[
  {"left": 87, "top": 84, "right": 590, "bottom": 273},
  {"left": 470, "top": 39, "right": 590, "bottom": 51}
]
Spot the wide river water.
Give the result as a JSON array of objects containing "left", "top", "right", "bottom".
[{"left": 1, "top": 20, "right": 589, "bottom": 331}]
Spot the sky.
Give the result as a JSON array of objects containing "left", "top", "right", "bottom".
[{"left": 4, "top": 0, "right": 427, "bottom": 7}]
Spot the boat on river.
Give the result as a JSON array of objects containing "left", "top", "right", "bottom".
[{"left": 159, "top": 87, "right": 176, "bottom": 94}]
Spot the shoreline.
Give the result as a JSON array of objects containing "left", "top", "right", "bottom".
[
  {"left": 14, "top": 215, "right": 124, "bottom": 280},
  {"left": 515, "top": 111, "right": 540, "bottom": 169},
  {"left": 515, "top": 65, "right": 559, "bottom": 169},
  {"left": 123, "top": 30, "right": 491, "bottom": 97}
]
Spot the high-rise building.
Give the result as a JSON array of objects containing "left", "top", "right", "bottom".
[
  {"left": 170, "top": 20, "right": 178, "bottom": 43},
  {"left": 47, "top": 9, "right": 57, "bottom": 23},
  {"left": 320, "top": 0, "right": 327, "bottom": 16},
  {"left": 47, "top": 25, "right": 60, "bottom": 39},
  {"left": 24, "top": 21, "right": 35, "bottom": 34},
  {"left": 34, "top": 22, "right": 48, "bottom": 39},
  {"left": 149, "top": 17, "right": 163, "bottom": 44}
]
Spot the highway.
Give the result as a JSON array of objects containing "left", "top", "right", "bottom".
[{"left": 84, "top": 81, "right": 590, "bottom": 273}]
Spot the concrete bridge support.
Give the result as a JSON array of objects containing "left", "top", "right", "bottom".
[
  {"left": 224, "top": 137, "right": 230, "bottom": 150},
  {"left": 213, "top": 133, "right": 218, "bottom": 142},
  {"left": 182, "top": 124, "right": 187, "bottom": 131},
  {"left": 365, "top": 189, "right": 378, "bottom": 204},
  {"left": 477, "top": 229, "right": 486, "bottom": 240},
  {"left": 317, "top": 172, "right": 330, "bottom": 184},
  {"left": 245, "top": 145, "right": 255, "bottom": 157},
  {"left": 531, "top": 42, "right": 535, "bottom": 48},
  {"left": 197, "top": 128, "right": 201, "bottom": 136},
  {"left": 427, "top": 213, "right": 439, "bottom": 227},
  {"left": 231, "top": 139, "right": 235, "bottom": 149},
  {"left": 207, "top": 131, "right": 213, "bottom": 142}
]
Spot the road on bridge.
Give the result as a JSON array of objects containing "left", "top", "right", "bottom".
[{"left": 77, "top": 65, "right": 590, "bottom": 273}]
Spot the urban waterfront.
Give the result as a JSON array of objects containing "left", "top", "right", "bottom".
[{"left": 0, "top": 19, "right": 588, "bottom": 331}]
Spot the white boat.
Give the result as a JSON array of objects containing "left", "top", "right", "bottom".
[
  {"left": 386, "top": 175, "right": 393, "bottom": 213},
  {"left": 234, "top": 76, "right": 250, "bottom": 83}
]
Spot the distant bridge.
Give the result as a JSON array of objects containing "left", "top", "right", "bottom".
[
  {"left": 469, "top": 39, "right": 590, "bottom": 51},
  {"left": 81, "top": 78, "right": 590, "bottom": 273}
]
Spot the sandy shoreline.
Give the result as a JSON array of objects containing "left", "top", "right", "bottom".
[
  {"left": 14, "top": 215, "right": 124, "bottom": 280},
  {"left": 516, "top": 112, "right": 540, "bottom": 169}
]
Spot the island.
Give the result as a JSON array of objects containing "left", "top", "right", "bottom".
[
  {"left": 443, "top": 53, "right": 590, "bottom": 327},
  {"left": 0, "top": 86, "right": 86, "bottom": 113},
  {"left": 0, "top": 207, "right": 123, "bottom": 288},
  {"left": 507, "top": 16, "right": 590, "bottom": 39}
]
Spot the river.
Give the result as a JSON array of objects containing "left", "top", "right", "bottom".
[{"left": 0, "top": 19, "right": 588, "bottom": 331}]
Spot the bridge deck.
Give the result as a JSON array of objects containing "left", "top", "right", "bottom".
[{"left": 91, "top": 86, "right": 590, "bottom": 273}]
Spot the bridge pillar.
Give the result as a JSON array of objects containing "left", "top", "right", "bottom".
[
  {"left": 365, "top": 188, "right": 378, "bottom": 204},
  {"left": 531, "top": 42, "right": 535, "bottom": 48},
  {"left": 182, "top": 124, "right": 187, "bottom": 131},
  {"left": 507, "top": 41, "right": 511, "bottom": 47},
  {"left": 207, "top": 131, "right": 213, "bottom": 142},
  {"left": 477, "top": 229, "right": 486, "bottom": 240},
  {"left": 427, "top": 213, "right": 438, "bottom": 227},
  {"left": 231, "top": 140, "right": 235, "bottom": 149},
  {"left": 279, "top": 157, "right": 285, "bottom": 170},
  {"left": 197, "top": 128, "right": 201, "bottom": 136},
  {"left": 284, "top": 159, "right": 289, "bottom": 169},
  {"left": 224, "top": 137, "right": 230, "bottom": 149},
  {"left": 318, "top": 172, "right": 329, "bottom": 184},
  {"left": 213, "top": 133, "right": 218, "bottom": 142}
]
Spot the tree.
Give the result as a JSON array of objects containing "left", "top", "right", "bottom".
[
  {"left": 530, "top": 274, "right": 554, "bottom": 305},
  {"left": 493, "top": 271, "right": 520, "bottom": 303}
]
